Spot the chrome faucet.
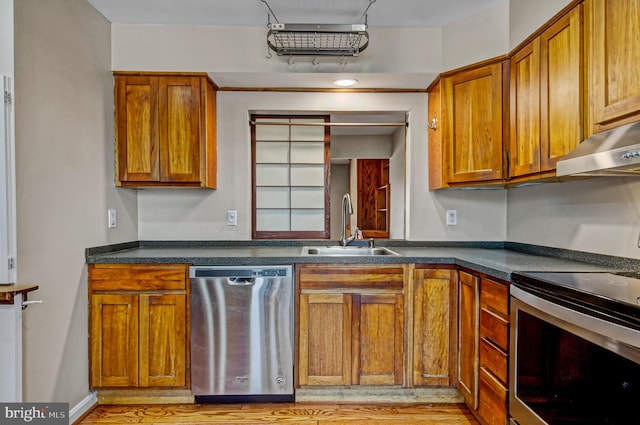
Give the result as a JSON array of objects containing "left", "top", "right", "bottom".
[{"left": 340, "top": 193, "right": 358, "bottom": 246}]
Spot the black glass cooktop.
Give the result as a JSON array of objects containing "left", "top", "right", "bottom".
[{"left": 512, "top": 271, "right": 640, "bottom": 330}]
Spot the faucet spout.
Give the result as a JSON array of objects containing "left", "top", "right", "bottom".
[{"left": 340, "top": 193, "right": 358, "bottom": 246}]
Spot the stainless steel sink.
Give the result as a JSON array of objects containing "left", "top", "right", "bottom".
[{"left": 301, "top": 246, "right": 400, "bottom": 256}]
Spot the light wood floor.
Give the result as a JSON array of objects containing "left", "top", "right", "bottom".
[{"left": 78, "top": 403, "right": 480, "bottom": 424}]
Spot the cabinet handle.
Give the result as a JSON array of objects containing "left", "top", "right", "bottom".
[{"left": 428, "top": 117, "right": 437, "bottom": 130}]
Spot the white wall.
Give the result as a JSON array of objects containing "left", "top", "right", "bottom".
[
  {"left": 0, "top": 0, "right": 16, "bottom": 285},
  {"left": 112, "top": 24, "right": 443, "bottom": 75},
  {"left": 331, "top": 135, "right": 391, "bottom": 160},
  {"left": 504, "top": 0, "right": 640, "bottom": 259},
  {"left": 14, "top": 0, "right": 137, "bottom": 406},
  {"left": 442, "top": 1, "right": 510, "bottom": 70},
  {"left": 113, "top": 22, "right": 507, "bottom": 242},
  {"left": 0, "top": 0, "right": 13, "bottom": 77},
  {"left": 508, "top": 179, "right": 640, "bottom": 259},
  {"left": 390, "top": 127, "right": 406, "bottom": 239},
  {"left": 509, "top": 0, "right": 571, "bottom": 48},
  {"left": 330, "top": 163, "right": 350, "bottom": 239}
]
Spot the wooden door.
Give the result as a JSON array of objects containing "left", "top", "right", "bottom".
[
  {"left": 158, "top": 76, "right": 202, "bottom": 182},
  {"left": 588, "top": 0, "right": 640, "bottom": 132},
  {"left": 353, "top": 293, "right": 403, "bottom": 386},
  {"left": 115, "top": 75, "right": 159, "bottom": 183},
  {"left": 540, "top": 4, "right": 583, "bottom": 171},
  {"left": 357, "top": 159, "right": 390, "bottom": 238},
  {"left": 458, "top": 271, "right": 479, "bottom": 410},
  {"left": 413, "top": 268, "right": 456, "bottom": 387},
  {"left": 90, "top": 293, "right": 139, "bottom": 388},
  {"left": 298, "top": 293, "right": 352, "bottom": 386},
  {"left": 139, "top": 293, "right": 187, "bottom": 387},
  {"left": 510, "top": 38, "right": 541, "bottom": 177},
  {"left": 444, "top": 62, "right": 505, "bottom": 184}
]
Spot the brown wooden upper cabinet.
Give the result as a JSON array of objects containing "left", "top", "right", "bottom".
[
  {"left": 586, "top": 0, "right": 640, "bottom": 133},
  {"left": 509, "top": 4, "right": 583, "bottom": 179},
  {"left": 114, "top": 72, "right": 217, "bottom": 188},
  {"left": 442, "top": 60, "right": 506, "bottom": 185}
]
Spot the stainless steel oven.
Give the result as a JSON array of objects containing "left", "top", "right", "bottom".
[{"left": 510, "top": 272, "right": 640, "bottom": 425}]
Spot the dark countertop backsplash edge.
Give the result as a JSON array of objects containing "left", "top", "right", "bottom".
[{"left": 85, "top": 239, "right": 640, "bottom": 270}]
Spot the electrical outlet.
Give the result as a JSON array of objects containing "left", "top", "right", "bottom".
[
  {"left": 446, "top": 209, "right": 457, "bottom": 226},
  {"left": 227, "top": 210, "right": 237, "bottom": 226},
  {"left": 108, "top": 209, "right": 117, "bottom": 228}
]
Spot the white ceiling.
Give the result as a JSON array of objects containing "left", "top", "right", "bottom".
[{"left": 86, "top": 0, "right": 504, "bottom": 28}]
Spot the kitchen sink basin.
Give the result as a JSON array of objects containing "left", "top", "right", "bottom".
[{"left": 301, "top": 246, "right": 400, "bottom": 256}]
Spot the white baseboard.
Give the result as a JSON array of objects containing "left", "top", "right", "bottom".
[{"left": 69, "top": 391, "right": 97, "bottom": 424}]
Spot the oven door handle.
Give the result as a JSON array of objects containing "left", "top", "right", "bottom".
[{"left": 511, "top": 285, "right": 640, "bottom": 358}]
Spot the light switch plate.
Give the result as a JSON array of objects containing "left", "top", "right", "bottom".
[
  {"left": 227, "top": 210, "right": 237, "bottom": 226},
  {"left": 446, "top": 210, "right": 457, "bottom": 226},
  {"left": 108, "top": 209, "right": 117, "bottom": 228}
]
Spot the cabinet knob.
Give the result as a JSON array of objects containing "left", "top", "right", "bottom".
[{"left": 428, "top": 117, "right": 437, "bottom": 130}]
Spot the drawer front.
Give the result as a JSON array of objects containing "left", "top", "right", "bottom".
[
  {"left": 480, "top": 308, "right": 509, "bottom": 351},
  {"left": 478, "top": 367, "right": 508, "bottom": 425},
  {"left": 480, "top": 337, "right": 507, "bottom": 385},
  {"left": 90, "top": 264, "right": 188, "bottom": 291},
  {"left": 297, "top": 265, "right": 404, "bottom": 291},
  {"left": 481, "top": 277, "right": 508, "bottom": 318}
]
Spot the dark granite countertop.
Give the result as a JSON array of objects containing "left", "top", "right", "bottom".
[{"left": 86, "top": 241, "right": 640, "bottom": 282}]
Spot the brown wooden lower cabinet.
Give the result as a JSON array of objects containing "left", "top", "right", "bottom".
[
  {"left": 478, "top": 367, "right": 508, "bottom": 425},
  {"left": 89, "top": 264, "right": 189, "bottom": 389},
  {"left": 413, "top": 267, "right": 457, "bottom": 387},
  {"left": 296, "top": 264, "right": 405, "bottom": 387},
  {"left": 456, "top": 270, "right": 510, "bottom": 425}
]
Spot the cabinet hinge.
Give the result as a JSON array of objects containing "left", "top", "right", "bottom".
[
  {"left": 4, "top": 90, "right": 12, "bottom": 105},
  {"left": 8, "top": 257, "right": 15, "bottom": 270}
]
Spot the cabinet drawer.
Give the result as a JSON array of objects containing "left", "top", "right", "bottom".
[
  {"left": 478, "top": 367, "right": 508, "bottom": 425},
  {"left": 480, "top": 308, "right": 509, "bottom": 351},
  {"left": 297, "top": 265, "right": 404, "bottom": 291},
  {"left": 480, "top": 337, "right": 507, "bottom": 385},
  {"left": 90, "top": 264, "right": 188, "bottom": 291},
  {"left": 480, "top": 278, "right": 508, "bottom": 318}
]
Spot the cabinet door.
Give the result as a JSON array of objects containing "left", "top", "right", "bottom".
[
  {"left": 413, "top": 268, "right": 456, "bottom": 387},
  {"left": 540, "top": 5, "right": 583, "bottom": 171},
  {"left": 115, "top": 75, "right": 159, "bottom": 183},
  {"left": 139, "top": 293, "right": 187, "bottom": 387},
  {"left": 444, "top": 62, "right": 505, "bottom": 184},
  {"left": 427, "top": 80, "right": 446, "bottom": 190},
  {"left": 298, "top": 293, "right": 352, "bottom": 386},
  {"left": 458, "top": 271, "right": 479, "bottom": 409},
  {"left": 588, "top": 0, "right": 640, "bottom": 131},
  {"left": 510, "top": 39, "right": 541, "bottom": 177},
  {"left": 158, "top": 76, "right": 202, "bottom": 182},
  {"left": 90, "top": 294, "right": 139, "bottom": 388},
  {"left": 353, "top": 293, "right": 403, "bottom": 386}
]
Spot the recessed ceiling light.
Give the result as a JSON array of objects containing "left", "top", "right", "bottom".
[{"left": 333, "top": 78, "right": 358, "bottom": 87}]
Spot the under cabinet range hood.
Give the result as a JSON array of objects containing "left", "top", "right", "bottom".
[{"left": 556, "top": 121, "right": 640, "bottom": 176}]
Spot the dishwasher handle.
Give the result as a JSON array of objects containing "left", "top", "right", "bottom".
[
  {"left": 227, "top": 277, "right": 255, "bottom": 286},
  {"left": 190, "top": 266, "right": 292, "bottom": 279}
]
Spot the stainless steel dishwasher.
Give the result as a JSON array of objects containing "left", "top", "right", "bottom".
[{"left": 190, "top": 265, "right": 294, "bottom": 402}]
